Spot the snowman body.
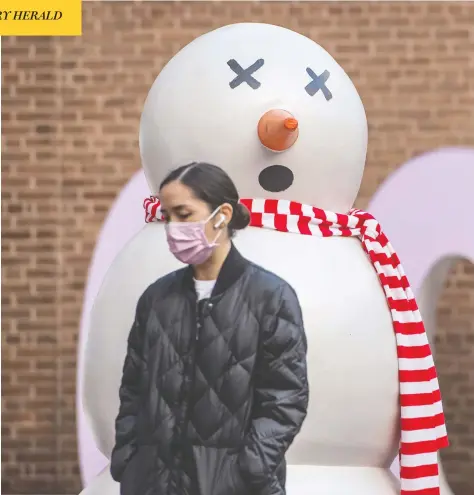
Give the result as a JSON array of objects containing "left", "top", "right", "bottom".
[
  {"left": 83, "top": 224, "right": 400, "bottom": 495},
  {"left": 80, "top": 22, "right": 402, "bottom": 495}
]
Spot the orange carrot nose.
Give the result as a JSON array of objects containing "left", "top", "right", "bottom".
[{"left": 257, "top": 109, "right": 299, "bottom": 152}]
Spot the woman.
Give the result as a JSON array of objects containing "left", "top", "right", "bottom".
[{"left": 110, "top": 162, "right": 309, "bottom": 495}]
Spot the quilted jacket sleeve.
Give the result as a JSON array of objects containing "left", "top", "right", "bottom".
[
  {"left": 238, "top": 282, "right": 309, "bottom": 491},
  {"left": 110, "top": 292, "right": 148, "bottom": 482}
]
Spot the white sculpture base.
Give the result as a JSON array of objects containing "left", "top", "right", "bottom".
[
  {"left": 287, "top": 465, "right": 400, "bottom": 494},
  {"left": 79, "top": 464, "right": 400, "bottom": 495}
]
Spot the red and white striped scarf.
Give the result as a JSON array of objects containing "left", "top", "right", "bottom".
[{"left": 143, "top": 196, "right": 449, "bottom": 495}]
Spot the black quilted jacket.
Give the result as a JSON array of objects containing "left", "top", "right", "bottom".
[{"left": 110, "top": 244, "right": 308, "bottom": 495}]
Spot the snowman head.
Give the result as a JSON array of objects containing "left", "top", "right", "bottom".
[{"left": 140, "top": 23, "right": 368, "bottom": 212}]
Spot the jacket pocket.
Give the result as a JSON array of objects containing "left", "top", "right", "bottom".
[
  {"left": 120, "top": 446, "right": 153, "bottom": 495},
  {"left": 259, "top": 475, "right": 285, "bottom": 495},
  {"left": 193, "top": 446, "right": 248, "bottom": 495}
]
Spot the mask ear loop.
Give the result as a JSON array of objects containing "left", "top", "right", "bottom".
[
  {"left": 210, "top": 214, "right": 226, "bottom": 245},
  {"left": 214, "top": 214, "right": 226, "bottom": 229}
]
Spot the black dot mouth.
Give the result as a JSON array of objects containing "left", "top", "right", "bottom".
[{"left": 258, "top": 165, "right": 294, "bottom": 193}]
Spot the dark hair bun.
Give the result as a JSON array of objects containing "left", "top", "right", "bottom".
[{"left": 231, "top": 202, "right": 251, "bottom": 231}]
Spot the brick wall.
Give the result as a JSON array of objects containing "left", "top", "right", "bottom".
[{"left": 2, "top": 2, "right": 473, "bottom": 494}]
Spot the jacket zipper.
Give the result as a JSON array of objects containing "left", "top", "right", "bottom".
[
  {"left": 191, "top": 299, "right": 202, "bottom": 388},
  {"left": 195, "top": 302, "right": 201, "bottom": 342},
  {"left": 181, "top": 300, "right": 202, "bottom": 443},
  {"left": 176, "top": 298, "right": 201, "bottom": 493}
]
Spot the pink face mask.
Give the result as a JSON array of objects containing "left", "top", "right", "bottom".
[{"left": 165, "top": 207, "right": 224, "bottom": 265}]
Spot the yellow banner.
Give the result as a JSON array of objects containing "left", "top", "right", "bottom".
[{"left": 0, "top": 0, "right": 81, "bottom": 36}]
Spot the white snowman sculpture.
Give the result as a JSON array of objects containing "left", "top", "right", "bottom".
[{"left": 81, "top": 23, "right": 448, "bottom": 495}]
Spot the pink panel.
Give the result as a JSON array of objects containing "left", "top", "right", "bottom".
[
  {"left": 76, "top": 171, "right": 150, "bottom": 483},
  {"left": 368, "top": 147, "right": 474, "bottom": 484}
]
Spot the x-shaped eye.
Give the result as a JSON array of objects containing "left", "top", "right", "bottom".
[
  {"left": 305, "top": 68, "right": 333, "bottom": 101},
  {"left": 227, "top": 59, "right": 264, "bottom": 90}
]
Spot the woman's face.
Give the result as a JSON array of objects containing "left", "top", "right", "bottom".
[{"left": 159, "top": 180, "right": 232, "bottom": 242}]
